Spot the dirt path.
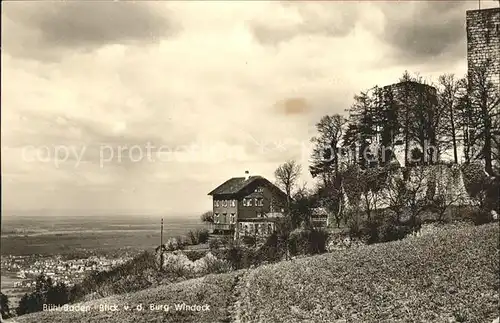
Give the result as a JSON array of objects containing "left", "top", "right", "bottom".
[{"left": 222, "top": 269, "right": 251, "bottom": 323}]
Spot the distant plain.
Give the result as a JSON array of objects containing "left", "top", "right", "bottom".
[{"left": 1, "top": 211, "right": 204, "bottom": 256}]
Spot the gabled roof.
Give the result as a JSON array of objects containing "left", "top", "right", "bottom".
[{"left": 207, "top": 175, "right": 286, "bottom": 197}]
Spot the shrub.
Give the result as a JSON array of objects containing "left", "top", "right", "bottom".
[
  {"left": 256, "top": 232, "right": 282, "bottom": 263},
  {"left": 157, "top": 250, "right": 232, "bottom": 277},
  {"left": 186, "top": 229, "right": 209, "bottom": 245},
  {"left": 225, "top": 242, "right": 245, "bottom": 270},
  {"left": 16, "top": 275, "right": 71, "bottom": 316},
  {"left": 187, "top": 230, "right": 198, "bottom": 245},
  {"left": 346, "top": 213, "right": 420, "bottom": 245},
  {"left": 164, "top": 238, "right": 180, "bottom": 251},
  {"left": 211, "top": 241, "right": 260, "bottom": 270},
  {"left": 202, "top": 253, "right": 233, "bottom": 274},
  {"left": 471, "top": 208, "right": 493, "bottom": 225},
  {"left": 197, "top": 229, "right": 210, "bottom": 244},
  {"left": 176, "top": 236, "right": 190, "bottom": 249},
  {"left": 184, "top": 249, "right": 207, "bottom": 262},
  {"left": 161, "top": 252, "right": 194, "bottom": 279},
  {"left": 70, "top": 251, "right": 158, "bottom": 303},
  {"left": 288, "top": 228, "right": 329, "bottom": 256},
  {"left": 347, "top": 210, "right": 363, "bottom": 238},
  {"left": 241, "top": 235, "right": 256, "bottom": 247},
  {"left": 209, "top": 238, "right": 222, "bottom": 250},
  {"left": 1, "top": 292, "right": 11, "bottom": 319},
  {"left": 326, "top": 232, "right": 365, "bottom": 251},
  {"left": 288, "top": 229, "right": 308, "bottom": 256},
  {"left": 362, "top": 217, "right": 382, "bottom": 244},
  {"left": 379, "top": 221, "right": 415, "bottom": 243}
]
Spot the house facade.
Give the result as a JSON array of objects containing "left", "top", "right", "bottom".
[{"left": 207, "top": 172, "right": 287, "bottom": 240}]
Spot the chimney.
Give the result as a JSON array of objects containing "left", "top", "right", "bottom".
[{"left": 244, "top": 170, "right": 250, "bottom": 180}]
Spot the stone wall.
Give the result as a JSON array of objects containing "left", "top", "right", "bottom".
[
  {"left": 466, "top": 7, "right": 500, "bottom": 88},
  {"left": 466, "top": 8, "right": 500, "bottom": 173},
  {"left": 344, "top": 164, "right": 473, "bottom": 213}
]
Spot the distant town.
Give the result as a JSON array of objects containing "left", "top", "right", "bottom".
[{"left": 1, "top": 254, "right": 133, "bottom": 295}]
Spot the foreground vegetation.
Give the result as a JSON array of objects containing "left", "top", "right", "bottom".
[
  {"left": 8, "top": 273, "right": 238, "bottom": 323},
  {"left": 240, "top": 223, "right": 499, "bottom": 322},
  {"left": 10, "top": 223, "right": 499, "bottom": 323}
]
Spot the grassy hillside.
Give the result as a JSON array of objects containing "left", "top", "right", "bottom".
[
  {"left": 240, "top": 223, "right": 499, "bottom": 322},
  {"left": 8, "top": 273, "right": 238, "bottom": 323},
  {"left": 10, "top": 223, "right": 499, "bottom": 323}
]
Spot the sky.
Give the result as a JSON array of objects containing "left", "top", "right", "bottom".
[{"left": 2, "top": 1, "right": 499, "bottom": 216}]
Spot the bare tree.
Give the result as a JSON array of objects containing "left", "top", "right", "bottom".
[
  {"left": 437, "top": 74, "right": 463, "bottom": 164},
  {"left": 315, "top": 180, "right": 344, "bottom": 228},
  {"left": 275, "top": 160, "right": 302, "bottom": 211},
  {"left": 463, "top": 163, "right": 497, "bottom": 212},
  {"left": 360, "top": 168, "right": 386, "bottom": 221},
  {"left": 403, "top": 168, "right": 429, "bottom": 226},
  {"left": 427, "top": 193, "right": 462, "bottom": 223},
  {"left": 338, "top": 165, "right": 387, "bottom": 227},
  {"left": 384, "top": 177, "right": 407, "bottom": 223},
  {"left": 383, "top": 167, "right": 429, "bottom": 226},
  {"left": 461, "top": 60, "right": 500, "bottom": 175}
]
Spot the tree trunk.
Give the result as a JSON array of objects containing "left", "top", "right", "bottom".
[
  {"left": 450, "top": 107, "right": 458, "bottom": 164},
  {"left": 484, "top": 119, "right": 493, "bottom": 175},
  {"left": 404, "top": 116, "right": 410, "bottom": 167}
]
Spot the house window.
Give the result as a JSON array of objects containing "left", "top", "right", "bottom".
[
  {"left": 230, "top": 213, "right": 236, "bottom": 224},
  {"left": 255, "top": 198, "right": 263, "bottom": 206},
  {"left": 255, "top": 187, "right": 263, "bottom": 193},
  {"left": 268, "top": 223, "right": 273, "bottom": 233},
  {"left": 215, "top": 200, "right": 220, "bottom": 207},
  {"left": 222, "top": 200, "right": 228, "bottom": 207},
  {"left": 243, "top": 198, "right": 252, "bottom": 206},
  {"left": 214, "top": 213, "right": 219, "bottom": 223},
  {"left": 222, "top": 213, "right": 227, "bottom": 223},
  {"left": 231, "top": 200, "right": 236, "bottom": 207}
]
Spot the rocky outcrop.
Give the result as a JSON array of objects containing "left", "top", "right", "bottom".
[
  {"left": 344, "top": 164, "right": 473, "bottom": 212},
  {"left": 155, "top": 249, "right": 232, "bottom": 275},
  {"left": 326, "top": 233, "right": 365, "bottom": 252}
]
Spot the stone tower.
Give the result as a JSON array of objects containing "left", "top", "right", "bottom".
[
  {"left": 466, "top": 7, "right": 500, "bottom": 173},
  {"left": 466, "top": 7, "right": 500, "bottom": 88}
]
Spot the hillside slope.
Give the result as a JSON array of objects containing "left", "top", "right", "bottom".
[{"left": 10, "top": 223, "right": 499, "bottom": 323}]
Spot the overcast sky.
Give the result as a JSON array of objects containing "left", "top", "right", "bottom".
[{"left": 2, "top": 1, "right": 498, "bottom": 216}]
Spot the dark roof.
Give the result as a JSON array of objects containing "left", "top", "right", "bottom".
[{"left": 208, "top": 175, "right": 285, "bottom": 197}]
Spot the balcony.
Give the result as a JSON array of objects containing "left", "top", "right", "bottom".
[{"left": 208, "top": 223, "right": 235, "bottom": 232}]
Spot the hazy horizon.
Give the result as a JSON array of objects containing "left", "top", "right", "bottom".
[{"left": 1, "top": 209, "right": 203, "bottom": 218}]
